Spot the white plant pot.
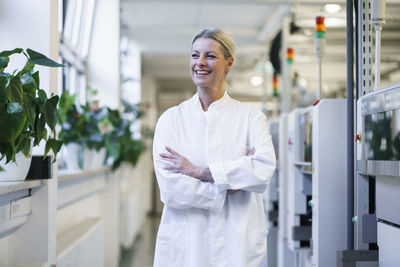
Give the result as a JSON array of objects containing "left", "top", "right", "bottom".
[
  {"left": 0, "top": 152, "right": 32, "bottom": 182},
  {"left": 60, "top": 143, "right": 83, "bottom": 171},
  {"left": 83, "top": 148, "right": 106, "bottom": 171}
]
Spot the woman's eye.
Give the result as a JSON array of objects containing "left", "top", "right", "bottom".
[
  {"left": 207, "top": 55, "right": 216, "bottom": 58},
  {"left": 191, "top": 54, "right": 199, "bottom": 58}
]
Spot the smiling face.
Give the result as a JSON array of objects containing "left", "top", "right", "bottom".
[{"left": 190, "top": 37, "right": 233, "bottom": 91}]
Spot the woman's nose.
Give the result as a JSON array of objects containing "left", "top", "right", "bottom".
[{"left": 199, "top": 55, "right": 206, "bottom": 65}]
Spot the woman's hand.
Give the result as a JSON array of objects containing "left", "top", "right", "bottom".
[{"left": 160, "top": 147, "right": 214, "bottom": 182}]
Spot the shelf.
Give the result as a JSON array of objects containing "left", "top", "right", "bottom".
[
  {"left": 58, "top": 167, "right": 110, "bottom": 182},
  {"left": 0, "top": 181, "right": 42, "bottom": 196}
]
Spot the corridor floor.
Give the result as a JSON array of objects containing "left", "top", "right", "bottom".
[{"left": 119, "top": 216, "right": 160, "bottom": 267}]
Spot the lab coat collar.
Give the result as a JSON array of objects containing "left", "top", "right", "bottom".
[{"left": 193, "top": 90, "right": 230, "bottom": 114}]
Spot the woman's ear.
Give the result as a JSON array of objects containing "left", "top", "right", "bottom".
[{"left": 225, "top": 57, "right": 234, "bottom": 73}]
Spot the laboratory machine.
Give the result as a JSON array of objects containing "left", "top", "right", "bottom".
[
  {"left": 286, "top": 99, "right": 348, "bottom": 267},
  {"left": 356, "top": 83, "right": 400, "bottom": 266}
]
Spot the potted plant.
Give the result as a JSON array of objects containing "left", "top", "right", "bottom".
[
  {"left": 104, "top": 102, "right": 145, "bottom": 170},
  {"left": 0, "top": 48, "right": 63, "bottom": 180},
  {"left": 58, "top": 90, "right": 146, "bottom": 172},
  {"left": 58, "top": 91, "right": 108, "bottom": 170}
]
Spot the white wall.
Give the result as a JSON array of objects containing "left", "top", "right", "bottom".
[
  {"left": 0, "top": 1, "right": 58, "bottom": 265},
  {"left": 87, "top": 0, "right": 120, "bottom": 109},
  {"left": 141, "top": 76, "right": 162, "bottom": 213},
  {"left": 0, "top": 0, "right": 60, "bottom": 95},
  {"left": 141, "top": 76, "right": 158, "bottom": 129}
]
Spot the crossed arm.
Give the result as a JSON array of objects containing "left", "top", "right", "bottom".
[{"left": 160, "top": 145, "right": 256, "bottom": 188}]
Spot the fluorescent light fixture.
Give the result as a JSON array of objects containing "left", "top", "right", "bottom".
[
  {"left": 250, "top": 76, "right": 264, "bottom": 86},
  {"left": 324, "top": 4, "right": 341, "bottom": 14}
]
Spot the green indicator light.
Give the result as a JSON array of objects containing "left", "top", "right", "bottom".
[{"left": 315, "top": 31, "right": 326, "bottom": 38}]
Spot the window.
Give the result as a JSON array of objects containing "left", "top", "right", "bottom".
[
  {"left": 120, "top": 35, "right": 142, "bottom": 138},
  {"left": 59, "top": 0, "right": 96, "bottom": 104}
]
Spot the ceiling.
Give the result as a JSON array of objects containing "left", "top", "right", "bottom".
[{"left": 121, "top": 0, "right": 400, "bottom": 110}]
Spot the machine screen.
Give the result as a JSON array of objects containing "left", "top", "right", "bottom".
[{"left": 364, "top": 108, "right": 400, "bottom": 160}]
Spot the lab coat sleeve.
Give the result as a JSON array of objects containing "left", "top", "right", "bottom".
[
  {"left": 153, "top": 110, "right": 227, "bottom": 211},
  {"left": 209, "top": 109, "right": 276, "bottom": 193}
]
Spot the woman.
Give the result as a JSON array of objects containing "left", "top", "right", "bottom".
[{"left": 153, "top": 28, "right": 276, "bottom": 267}]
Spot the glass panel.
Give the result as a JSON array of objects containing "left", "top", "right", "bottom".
[
  {"left": 298, "top": 112, "right": 313, "bottom": 162},
  {"left": 63, "top": 0, "right": 76, "bottom": 42},
  {"left": 71, "top": 0, "right": 84, "bottom": 47},
  {"left": 364, "top": 109, "right": 400, "bottom": 160},
  {"left": 69, "top": 67, "right": 77, "bottom": 94},
  {"left": 78, "top": 73, "right": 86, "bottom": 105},
  {"left": 80, "top": 0, "right": 96, "bottom": 57},
  {"left": 60, "top": 0, "right": 95, "bottom": 104}
]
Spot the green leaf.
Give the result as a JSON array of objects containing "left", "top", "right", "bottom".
[
  {"left": 38, "top": 89, "right": 47, "bottom": 102},
  {"left": 0, "top": 142, "right": 9, "bottom": 161},
  {"left": 0, "top": 76, "right": 8, "bottom": 104},
  {"left": 20, "top": 61, "right": 35, "bottom": 76},
  {"left": 7, "top": 102, "right": 23, "bottom": 113},
  {"left": 34, "top": 116, "right": 46, "bottom": 146},
  {"left": 105, "top": 138, "right": 120, "bottom": 159},
  {"left": 44, "top": 95, "right": 59, "bottom": 133},
  {"left": 44, "top": 138, "right": 63, "bottom": 160},
  {"left": 0, "top": 57, "right": 8, "bottom": 69},
  {"left": 0, "top": 103, "right": 27, "bottom": 142},
  {"left": 7, "top": 75, "right": 23, "bottom": 104},
  {"left": 26, "top": 49, "right": 63, "bottom": 67},
  {"left": 0, "top": 141, "right": 14, "bottom": 164},
  {"left": 15, "top": 133, "right": 31, "bottom": 156},
  {"left": 0, "top": 48, "right": 23, "bottom": 57},
  {"left": 32, "top": 71, "right": 39, "bottom": 89},
  {"left": 21, "top": 73, "right": 37, "bottom": 96},
  {"left": 59, "top": 90, "right": 76, "bottom": 112},
  {"left": 23, "top": 94, "right": 36, "bottom": 128}
]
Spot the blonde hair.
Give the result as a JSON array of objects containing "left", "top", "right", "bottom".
[{"left": 192, "top": 28, "right": 235, "bottom": 60}]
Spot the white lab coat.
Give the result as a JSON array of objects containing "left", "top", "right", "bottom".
[{"left": 153, "top": 91, "right": 276, "bottom": 267}]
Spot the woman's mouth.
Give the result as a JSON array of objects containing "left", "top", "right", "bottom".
[{"left": 195, "top": 70, "right": 211, "bottom": 75}]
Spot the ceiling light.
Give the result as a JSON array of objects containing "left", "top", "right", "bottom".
[
  {"left": 250, "top": 76, "right": 263, "bottom": 87},
  {"left": 324, "top": 4, "right": 341, "bottom": 14},
  {"left": 299, "top": 78, "right": 308, "bottom": 88}
]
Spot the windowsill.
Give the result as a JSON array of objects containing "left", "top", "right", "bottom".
[
  {"left": 0, "top": 180, "right": 42, "bottom": 196},
  {"left": 58, "top": 167, "right": 110, "bottom": 182}
]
